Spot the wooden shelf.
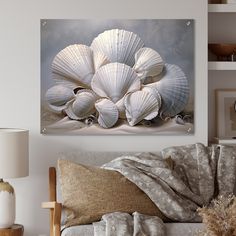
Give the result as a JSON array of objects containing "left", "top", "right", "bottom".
[
  {"left": 208, "top": 61, "right": 236, "bottom": 70},
  {"left": 208, "top": 4, "right": 236, "bottom": 12},
  {"left": 214, "top": 137, "right": 236, "bottom": 144}
]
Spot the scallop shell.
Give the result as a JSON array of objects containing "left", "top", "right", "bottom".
[
  {"left": 91, "top": 29, "right": 144, "bottom": 67},
  {"left": 141, "top": 86, "right": 162, "bottom": 106},
  {"left": 175, "top": 115, "right": 185, "bottom": 125},
  {"left": 64, "top": 90, "right": 97, "bottom": 120},
  {"left": 146, "top": 64, "right": 189, "bottom": 117},
  {"left": 52, "top": 73, "right": 80, "bottom": 89},
  {"left": 52, "top": 44, "right": 109, "bottom": 87},
  {"left": 91, "top": 62, "right": 141, "bottom": 103},
  {"left": 52, "top": 48, "right": 109, "bottom": 89},
  {"left": 95, "top": 99, "right": 119, "bottom": 128},
  {"left": 133, "top": 47, "right": 164, "bottom": 81},
  {"left": 124, "top": 90, "right": 161, "bottom": 126},
  {"left": 45, "top": 85, "right": 75, "bottom": 112},
  {"left": 52, "top": 45, "right": 95, "bottom": 88}
]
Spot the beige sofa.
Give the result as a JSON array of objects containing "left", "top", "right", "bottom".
[{"left": 42, "top": 151, "right": 205, "bottom": 236}]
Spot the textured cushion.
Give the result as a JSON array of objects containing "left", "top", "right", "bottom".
[
  {"left": 61, "top": 223, "right": 205, "bottom": 236},
  {"left": 58, "top": 159, "right": 166, "bottom": 227}
]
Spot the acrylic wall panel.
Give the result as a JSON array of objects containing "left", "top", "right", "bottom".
[{"left": 41, "top": 19, "right": 194, "bottom": 135}]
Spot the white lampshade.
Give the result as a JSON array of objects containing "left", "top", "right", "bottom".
[{"left": 0, "top": 128, "right": 29, "bottom": 179}]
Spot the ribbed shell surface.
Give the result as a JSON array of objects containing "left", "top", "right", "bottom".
[
  {"left": 91, "top": 62, "right": 141, "bottom": 103},
  {"left": 124, "top": 90, "right": 160, "bottom": 126},
  {"left": 65, "top": 90, "right": 97, "bottom": 120},
  {"left": 95, "top": 98, "right": 119, "bottom": 128},
  {"left": 134, "top": 47, "right": 164, "bottom": 80},
  {"left": 146, "top": 64, "right": 189, "bottom": 117},
  {"left": 91, "top": 29, "right": 144, "bottom": 67}
]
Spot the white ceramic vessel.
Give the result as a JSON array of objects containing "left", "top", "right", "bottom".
[{"left": 0, "top": 180, "right": 15, "bottom": 228}]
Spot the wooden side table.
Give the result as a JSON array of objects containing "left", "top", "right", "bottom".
[{"left": 0, "top": 225, "right": 23, "bottom": 236}]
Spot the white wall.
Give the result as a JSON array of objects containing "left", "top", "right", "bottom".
[{"left": 0, "top": 0, "right": 207, "bottom": 235}]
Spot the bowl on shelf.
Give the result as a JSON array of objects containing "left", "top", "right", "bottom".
[
  {"left": 208, "top": 44, "right": 236, "bottom": 61},
  {"left": 208, "top": 0, "right": 221, "bottom": 3}
]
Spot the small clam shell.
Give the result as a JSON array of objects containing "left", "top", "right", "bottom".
[
  {"left": 91, "top": 29, "right": 144, "bottom": 67},
  {"left": 146, "top": 64, "right": 189, "bottom": 117},
  {"left": 175, "top": 115, "right": 185, "bottom": 125},
  {"left": 95, "top": 99, "right": 119, "bottom": 128},
  {"left": 65, "top": 90, "right": 97, "bottom": 120},
  {"left": 91, "top": 62, "right": 141, "bottom": 103},
  {"left": 52, "top": 44, "right": 95, "bottom": 87},
  {"left": 134, "top": 47, "right": 164, "bottom": 81},
  {"left": 124, "top": 90, "right": 161, "bottom": 126},
  {"left": 84, "top": 115, "right": 97, "bottom": 126},
  {"left": 45, "top": 85, "right": 75, "bottom": 112}
]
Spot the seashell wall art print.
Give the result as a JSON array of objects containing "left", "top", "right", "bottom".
[{"left": 41, "top": 19, "right": 194, "bottom": 135}]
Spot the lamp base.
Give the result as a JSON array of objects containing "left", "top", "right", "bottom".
[{"left": 0, "top": 179, "right": 15, "bottom": 228}]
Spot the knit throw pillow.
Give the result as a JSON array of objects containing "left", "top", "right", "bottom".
[{"left": 58, "top": 159, "right": 167, "bottom": 227}]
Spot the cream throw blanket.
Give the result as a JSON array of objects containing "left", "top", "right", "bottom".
[{"left": 93, "top": 143, "right": 236, "bottom": 236}]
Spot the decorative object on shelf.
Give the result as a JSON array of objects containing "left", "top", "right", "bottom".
[
  {"left": 197, "top": 195, "right": 236, "bottom": 236},
  {"left": 208, "top": 0, "right": 221, "bottom": 3},
  {"left": 0, "top": 224, "right": 24, "bottom": 236},
  {"left": 208, "top": 44, "right": 236, "bottom": 61},
  {"left": 215, "top": 89, "right": 236, "bottom": 138},
  {"left": 0, "top": 129, "right": 28, "bottom": 229},
  {"left": 41, "top": 19, "right": 194, "bottom": 135}
]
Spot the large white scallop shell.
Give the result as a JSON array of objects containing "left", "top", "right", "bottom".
[
  {"left": 146, "top": 64, "right": 189, "bottom": 117},
  {"left": 133, "top": 47, "right": 164, "bottom": 81},
  {"left": 45, "top": 85, "right": 75, "bottom": 112},
  {"left": 91, "top": 29, "right": 144, "bottom": 67},
  {"left": 64, "top": 90, "right": 97, "bottom": 120},
  {"left": 52, "top": 44, "right": 110, "bottom": 89},
  {"left": 52, "top": 73, "right": 80, "bottom": 89},
  {"left": 95, "top": 99, "right": 119, "bottom": 128},
  {"left": 52, "top": 44, "right": 95, "bottom": 87},
  {"left": 124, "top": 90, "right": 161, "bottom": 126},
  {"left": 91, "top": 62, "right": 141, "bottom": 103}
]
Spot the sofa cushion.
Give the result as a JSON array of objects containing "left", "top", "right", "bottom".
[
  {"left": 61, "top": 223, "right": 205, "bottom": 236},
  {"left": 58, "top": 159, "right": 167, "bottom": 227}
]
